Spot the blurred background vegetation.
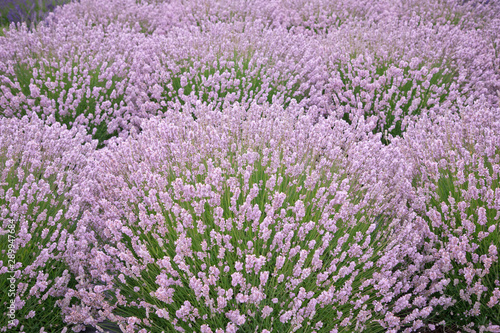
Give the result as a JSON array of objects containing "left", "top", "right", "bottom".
[{"left": 0, "top": 0, "right": 75, "bottom": 34}]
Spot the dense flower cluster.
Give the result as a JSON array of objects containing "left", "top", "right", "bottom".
[{"left": 0, "top": 0, "right": 499, "bottom": 332}]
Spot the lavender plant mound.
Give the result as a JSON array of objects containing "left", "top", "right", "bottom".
[
  {"left": 388, "top": 98, "right": 500, "bottom": 331},
  {"left": 66, "top": 103, "right": 408, "bottom": 333},
  {"left": 0, "top": 116, "right": 96, "bottom": 332},
  {"left": 0, "top": 0, "right": 499, "bottom": 332}
]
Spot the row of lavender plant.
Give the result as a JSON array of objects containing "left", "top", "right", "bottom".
[
  {"left": 1, "top": 0, "right": 499, "bottom": 145},
  {"left": 0, "top": 0, "right": 499, "bottom": 332}
]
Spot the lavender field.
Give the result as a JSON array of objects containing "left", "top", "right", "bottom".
[{"left": 0, "top": 0, "right": 499, "bottom": 332}]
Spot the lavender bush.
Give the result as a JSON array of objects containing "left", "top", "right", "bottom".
[
  {"left": 0, "top": 0, "right": 499, "bottom": 332},
  {"left": 0, "top": 116, "right": 96, "bottom": 332},
  {"left": 389, "top": 98, "right": 500, "bottom": 331},
  {"left": 65, "top": 103, "right": 408, "bottom": 332}
]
